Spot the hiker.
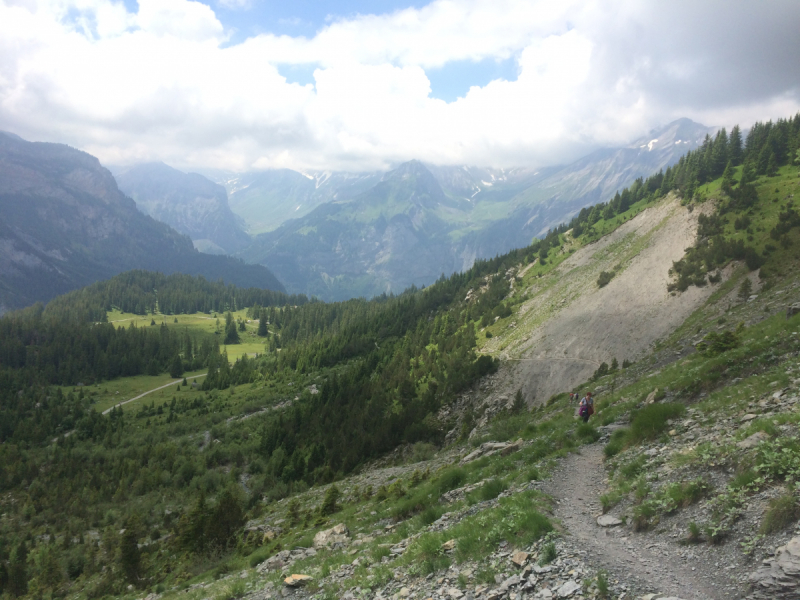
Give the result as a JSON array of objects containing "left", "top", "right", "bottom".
[{"left": 578, "top": 391, "right": 594, "bottom": 422}]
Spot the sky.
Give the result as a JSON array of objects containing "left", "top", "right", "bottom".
[{"left": 1, "top": 0, "right": 799, "bottom": 173}]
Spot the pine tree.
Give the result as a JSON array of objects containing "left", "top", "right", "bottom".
[
  {"left": 169, "top": 354, "right": 184, "bottom": 378},
  {"left": 738, "top": 278, "right": 753, "bottom": 301},
  {"left": 721, "top": 161, "right": 736, "bottom": 192},
  {"left": 207, "top": 487, "right": 245, "bottom": 549},
  {"left": 511, "top": 389, "right": 526, "bottom": 413},
  {"left": 320, "top": 484, "right": 340, "bottom": 516},
  {"left": 258, "top": 310, "right": 268, "bottom": 337},
  {"left": 224, "top": 312, "right": 240, "bottom": 344},
  {"left": 119, "top": 528, "right": 140, "bottom": 584},
  {"left": 729, "top": 125, "right": 743, "bottom": 166},
  {"left": 8, "top": 542, "right": 27, "bottom": 598}
]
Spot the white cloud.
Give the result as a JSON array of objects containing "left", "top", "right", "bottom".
[{"left": 0, "top": 0, "right": 798, "bottom": 172}]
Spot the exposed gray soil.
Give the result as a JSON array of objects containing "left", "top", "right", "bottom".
[{"left": 487, "top": 196, "right": 721, "bottom": 405}]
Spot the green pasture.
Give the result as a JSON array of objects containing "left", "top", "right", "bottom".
[
  {"left": 60, "top": 369, "right": 208, "bottom": 414},
  {"left": 106, "top": 308, "right": 269, "bottom": 363}
]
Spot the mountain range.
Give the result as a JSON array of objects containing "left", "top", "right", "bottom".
[
  {"left": 0, "top": 132, "right": 284, "bottom": 314},
  {"left": 236, "top": 118, "right": 716, "bottom": 299},
  {"left": 0, "top": 118, "right": 716, "bottom": 310}
]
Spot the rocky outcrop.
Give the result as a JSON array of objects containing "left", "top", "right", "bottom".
[
  {"left": 312, "top": 523, "right": 350, "bottom": 548},
  {"left": 460, "top": 440, "right": 522, "bottom": 465},
  {"left": 747, "top": 536, "right": 800, "bottom": 599}
]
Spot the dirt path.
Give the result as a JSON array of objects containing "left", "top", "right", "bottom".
[
  {"left": 541, "top": 444, "right": 732, "bottom": 600},
  {"left": 101, "top": 373, "right": 207, "bottom": 415}
]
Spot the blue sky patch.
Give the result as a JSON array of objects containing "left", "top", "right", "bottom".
[
  {"left": 426, "top": 56, "right": 519, "bottom": 103},
  {"left": 277, "top": 63, "right": 318, "bottom": 87}
]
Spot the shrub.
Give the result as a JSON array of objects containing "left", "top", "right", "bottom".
[
  {"left": 437, "top": 468, "right": 467, "bottom": 495},
  {"left": 760, "top": 494, "right": 800, "bottom": 534},
  {"left": 665, "top": 479, "right": 709, "bottom": 509},
  {"left": 539, "top": 542, "right": 557, "bottom": 565},
  {"left": 696, "top": 330, "right": 739, "bottom": 355},
  {"left": 687, "top": 521, "right": 703, "bottom": 543},
  {"left": 604, "top": 428, "right": 629, "bottom": 458},
  {"left": 597, "top": 271, "right": 615, "bottom": 288},
  {"left": 730, "top": 469, "right": 759, "bottom": 490},
  {"left": 596, "top": 570, "right": 610, "bottom": 598},
  {"left": 248, "top": 548, "right": 269, "bottom": 568},
  {"left": 320, "top": 485, "right": 340, "bottom": 516},
  {"left": 478, "top": 478, "right": 507, "bottom": 502},
  {"left": 632, "top": 502, "right": 656, "bottom": 531},
  {"left": 576, "top": 423, "right": 600, "bottom": 443},
  {"left": 627, "top": 403, "right": 685, "bottom": 443}
]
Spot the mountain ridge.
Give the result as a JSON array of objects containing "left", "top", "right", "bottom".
[
  {"left": 113, "top": 162, "right": 251, "bottom": 254},
  {"left": 0, "top": 132, "right": 285, "bottom": 313}
]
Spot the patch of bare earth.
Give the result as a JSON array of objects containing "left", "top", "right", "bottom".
[{"left": 493, "top": 195, "right": 720, "bottom": 404}]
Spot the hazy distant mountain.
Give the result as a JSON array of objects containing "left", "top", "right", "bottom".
[
  {"left": 241, "top": 161, "right": 466, "bottom": 299},
  {"left": 207, "top": 169, "right": 383, "bottom": 235},
  {"left": 238, "top": 118, "right": 715, "bottom": 300},
  {"left": 0, "top": 133, "right": 284, "bottom": 313},
  {"left": 509, "top": 117, "right": 717, "bottom": 212},
  {"left": 113, "top": 162, "right": 251, "bottom": 254}
]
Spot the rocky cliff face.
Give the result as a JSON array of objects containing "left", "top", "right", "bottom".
[
  {"left": 114, "top": 162, "right": 251, "bottom": 254},
  {"left": 0, "top": 133, "right": 284, "bottom": 312}
]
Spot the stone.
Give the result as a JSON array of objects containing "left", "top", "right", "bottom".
[
  {"left": 737, "top": 431, "right": 770, "bottom": 449},
  {"left": 283, "top": 574, "right": 313, "bottom": 587},
  {"left": 787, "top": 303, "right": 800, "bottom": 319},
  {"left": 747, "top": 536, "right": 800, "bottom": 599},
  {"left": 555, "top": 580, "right": 581, "bottom": 597},
  {"left": 740, "top": 413, "right": 759, "bottom": 422},
  {"left": 313, "top": 524, "right": 350, "bottom": 548},
  {"left": 511, "top": 551, "right": 530, "bottom": 566},
  {"left": 442, "top": 539, "right": 456, "bottom": 551},
  {"left": 499, "top": 575, "right": 520, "bottom": 591},
  {"left": 645, "top": 389, "right": 659, "bottom": 404},
  {"left": 397, "top": 587, "right": 410, "bottom": 597},
  {"left": 447, "top": 588, "right": 464, "bottom": 598},
  {"left": 597, "top": 515, "right": 623, "bottom": 527}
]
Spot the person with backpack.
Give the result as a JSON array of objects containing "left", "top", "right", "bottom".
[{"left": 578, "top": 391, "right": 595, "bottom": 422}]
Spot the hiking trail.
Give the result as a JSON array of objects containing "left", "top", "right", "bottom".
[{"left": 540, "top": 443, "right": 743, "bottom": 600}]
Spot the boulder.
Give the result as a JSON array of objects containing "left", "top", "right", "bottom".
[
  {"left": 511, "top": 550, "right": 530, "bottom": 566},
  {"left": 597, "top": 515, "right": 623, "bottom": 527},
  {"left": 555, "top": 580, "right": 581, "bottom": 597},
  {"left": 313, "top": 523, "right": 350, "bottom": 548},
  {"left": 737, "top": 431, "right": 769, "bottom": 449},
  {"left": 645, "top": 389, "right": 659, "bottom": 404},
  {"left": 460, "top": 441, "right": 519, "bottom": 464},
  {"left": 747, "top": 536, "right": 800, "bottom": 599},
  {"left": 283, "top": 574, "right": 313, "bottom": 587},
  {"left": 787, "top": 303, "right": 800, "bottom": 319}
]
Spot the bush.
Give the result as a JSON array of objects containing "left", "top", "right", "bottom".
[
  {"left": 596, "top": 570, "right": 610, "bottom": 598},
  {"left": 603, "top": 428, "right": 629, "bottom": 458},
  {"left": 437, "top": 468, "right": 467, "bottom": 495},
  {"left": 320, "top": 485, "right": 340, "bottom": 516},
  {"left": 760, "top": 494, "right": 800, "bottom": 534},
  {"left": 597, "top": 271, "right": 615, "bottom": 288},
  {"left": 477, "top": 478, "right": 507, "bottom": 502},
  {"left": 576, "top": 423, "right": 600, "bottom": 443},
  {"left": 539, "top": 542, "right": 557, "bottom": 565},
  {"left": 627, "top": 403, "right": 685, "bottom": 443}
]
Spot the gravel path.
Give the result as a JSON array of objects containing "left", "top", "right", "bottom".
[
  {"left": 101, "top": 373, "right": 206, "bottom": 414},
  {"left": 541, "top": 444, "right": 733, "bottom": 600}
]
